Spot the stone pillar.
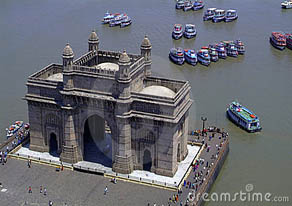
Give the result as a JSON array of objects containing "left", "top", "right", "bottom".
[
  {"left": 28, "top": 102, "right": 47, "bottom": 152},
  {"left": 112, "top": 117, "right": 133, "bottom": 174},
  {"left": 60, "top": 111, "right": 81, "bottom": 163},
  {"left": 117, "top": 50, "right": 131, "bottom": 99}
]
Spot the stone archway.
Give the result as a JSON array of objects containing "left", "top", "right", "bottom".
[
  {"left": 83, "top": 114, "right": 112, "bottom": 167},
  {"left": 49, "top": 133, "right": 58, "bottom": 157},
  {"left": 143, "top": 149, "right": 152, "bottom": 171}
]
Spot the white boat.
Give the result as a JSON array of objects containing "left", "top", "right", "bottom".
[{"left": 281, "top": 0, "right": 292, "bottom": 8}]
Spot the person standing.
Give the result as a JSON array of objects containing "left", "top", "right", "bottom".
[
  {"left": 104, "top": 186, "right": 108, "bottom": 195},
  {"left": 44, "top": 187, "right": 47, "bottom": 196},
  {"left": 28, "top": 186, "right": 32, "bottom": 193}
]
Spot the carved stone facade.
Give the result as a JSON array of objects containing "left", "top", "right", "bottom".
[{"left": 25, "top": 32, "right": 193, "bottom": 177}]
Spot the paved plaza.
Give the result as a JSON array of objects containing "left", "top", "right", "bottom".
[{"left": 0, "top": 158, "right": 173, "bottom": 206}]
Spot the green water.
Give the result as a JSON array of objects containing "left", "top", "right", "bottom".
[{"left": 0, "top": 0, "right": 291, "bottom": 205}]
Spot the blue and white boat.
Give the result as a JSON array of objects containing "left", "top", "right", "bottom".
[
  {"left": 172, "top": 24, "right": 183, "bottom": 40},
  {"left": 215, "top": 43, "right": 227, "bottom": 59},
  {"left": 120, "top": 16, "right": 132, "bottom": 28},
  {"left": 183, "top": 24, "right": 197, "bottom": 39},
  {"left": 176, "top": 0, "right": 185, "bottom": 9},
  {"left": 212, "top": 9, "right": 225, "bottom": 23},
  {"left": 203, "top": 8, "right": 217, "bottom": 21},
  {"left": 222, "top": 41, "right": 238, "bottom": 57},
  {"left": 184, "top": 49, "right": 198, "bottom": 65},
  {"left": 226, "top": 101, "right": 262, "bottom": 132},
  {"left": 225, "top": 9, "right": 238, "bottom": 22},
  {"left": 183, "top": 1, "right": 193, "bottom": 11},
  {"left": 197, "top": 49, "right": 211, "bottom": 66},
  {"left": 169, "top": 48, "right": 185, "bottom": 65},
  {"left": 208, "top": 47, "right": 219, "bottom": 62},
  {"left": 109, "top": 13, "right": 127, "bottom": 27},
  {"left": 234, "top": 39, "right": 245, "bottom": 55},
  {"left": 193, "top": 0, "right": 204, "bottom": 10},
  {"left": 102, "top": 11, "right": 115, "bottom": 24}
]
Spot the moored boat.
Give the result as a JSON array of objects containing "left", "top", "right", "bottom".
[
  {"left": 102, "top": 12, "right": 115, "bottom": 24},
  {"left": 109, "top": 13, "right": 127, "bottom": 27},
  {"left": 169, "top": 48, "right": 185, "bottom": 65},
  {"left": 6, "top": 121, "right": 24, "bottom": 138},
  {"left": 207, "top": 47, "right": 219, "bottom": 62},
  {"left": 120, "top": 16, "right": 132, "bottom": 28},
  {"left": 183, "top": 24, "right": 197, "bottom": 39},
  {"left": 234, "top": 39, "right": 245, "bottom": 54},
  {"left": 193, "top": 0, "right": 204, "bottom": 10},
  {"left": 225, "top": 9, "right": 238, "bottom": 22},
  {"left": 281, "top": 0, "right": 292, "bottom": 9},
  {"left": 226, "top": 101, "right": 262, "bottom": 132},
  {"left": 270, "top": 32, "right": 286, "bottom": 50},
  {"left": 212, "top": 9, "right": 225, "bottom": 23},
  {"left": 203, "top": 8, "right": 217, "bottom": 21},
  {"left": 285, "top": 33, "right": 292, "bottom": 50},
  {"left": 184, "top": 49, "right": 198, "bottom": 65},
  {"left": 215, "top": 43, "right": 227, "bottom": 59},
  {"left": 183, "top": 1, "right": 193, "bottom": 11},
  {"left": 197, "top": 49, "right": 211, "bottom": 66},
  {"left": 172, "top": 24, "right": 183, "bottom": 40},
  {"left": 222, "top": 41, "right": 238, "bottom": 57},
  {"left": 176, "top": 0, "right": 185, "bottom": 9}
]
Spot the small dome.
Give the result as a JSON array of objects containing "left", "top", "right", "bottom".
[
  {"left": 141, "top": 35, "right": 151, "bottom": 47},
  {"left": 140, "top": 85, "right": 176, "bottom": 98},
  {"left": 119, "top": 50, "right": 130, "bottom": 63},
  {"left": 63, "top": 43, "right": 74, "bottom": 56},
  {"left": 89, "top": 30, "right": 99, "bottom": 41}
]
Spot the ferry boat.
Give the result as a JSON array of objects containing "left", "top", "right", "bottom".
[
  {"left": 193, "top": 0, "right": 204, "bottom": 10},
  {"left": 208, "top": 47, "right": 219, "bottom": 62},
  {"left": 120, "top": 16, "right": 132, "bottom": 28},
  {"left": 270, "top": 32, "right": 286, "bottom": 50},
  {"left": 176, "top": 0, "right": 185, "bottom": 9},
  {"left": 281, "top": 0, "right": 292, "bottom": 9},
  {"left": 234, "top": 39, "right": 245, "bottom": 54},
  {"left": 212, "top": 9, "right": 225, "bottom": 23},
  {"left": 183, "top": 1, "right": 193, "bottom": 11},
  {"left": 102, "top": 11, "right": 115, "bottom": 24},
  {"left": 197, "top": 49, "right": 211, "bottom": 66},
  {"left": 225, "top": 9, "right": 238, "bottom": 22},
  {"left": 184, "top": 49, "right": 198, "bottom": 65},
  {"left": 285, "top": 33, "right": 292, "bottom": 50},
  {"left": 172, "top": 24, "right": 183, "bottom": 40},
  {"left": 203, "top": 8, "right": 217, "bottom": 21},
  {"left": 109, "top": 13, "right": 127, "bottom": 27},
  {"left": 215, "top": 43, "right": 227, "bottom": 59},
  {"left": 222, "top": 41, "right": 238, "bottom": 57},
  {"left": 6, "top": 121, "right": 24, "bottom": 138},
  {"left": 183, "top": 24, "right": 197, "bottom": 39},
  {"left": 169, "top": 48, "right": 185, "bottom": 65},
  {"left": 226, "top": 101, "right": 262, "bottom": 132}
]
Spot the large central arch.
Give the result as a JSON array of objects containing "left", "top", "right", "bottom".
[{"left": 83, "top": 114, "right": 112, "bottom": 167}]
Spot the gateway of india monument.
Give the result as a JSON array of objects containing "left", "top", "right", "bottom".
[{"left": 25, "top": 31, "right": 193, "bottom": 177}]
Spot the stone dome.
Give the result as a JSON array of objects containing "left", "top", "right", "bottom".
[
  {"left": 63, "top": 43, "right": 74, "bottom": 57},
  {"left": 119, "top": 50, "right": 130, "bottom": 63},
  {"left": 140, "top": 85, "right": 176, "bottom": 98},
  {"left": 141, "top": 35, "right": 151, "bottom": 47},
  {"left": 89, "top": 30, "right": 99, "bottom": 41}
]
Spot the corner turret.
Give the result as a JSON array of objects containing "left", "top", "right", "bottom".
[
  {"left": 88, "top": 30, "right": 99, "bottom": 52},
  {"left": 140, "top": 35, "right": 152, "bottom": 76},
  {"left": 62, "top": 43, "right": 74, "bottom": 70}
]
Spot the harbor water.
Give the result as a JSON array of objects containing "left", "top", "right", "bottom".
[{"left": 0, "top": 0, "right": 291, "bottom": 204}]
